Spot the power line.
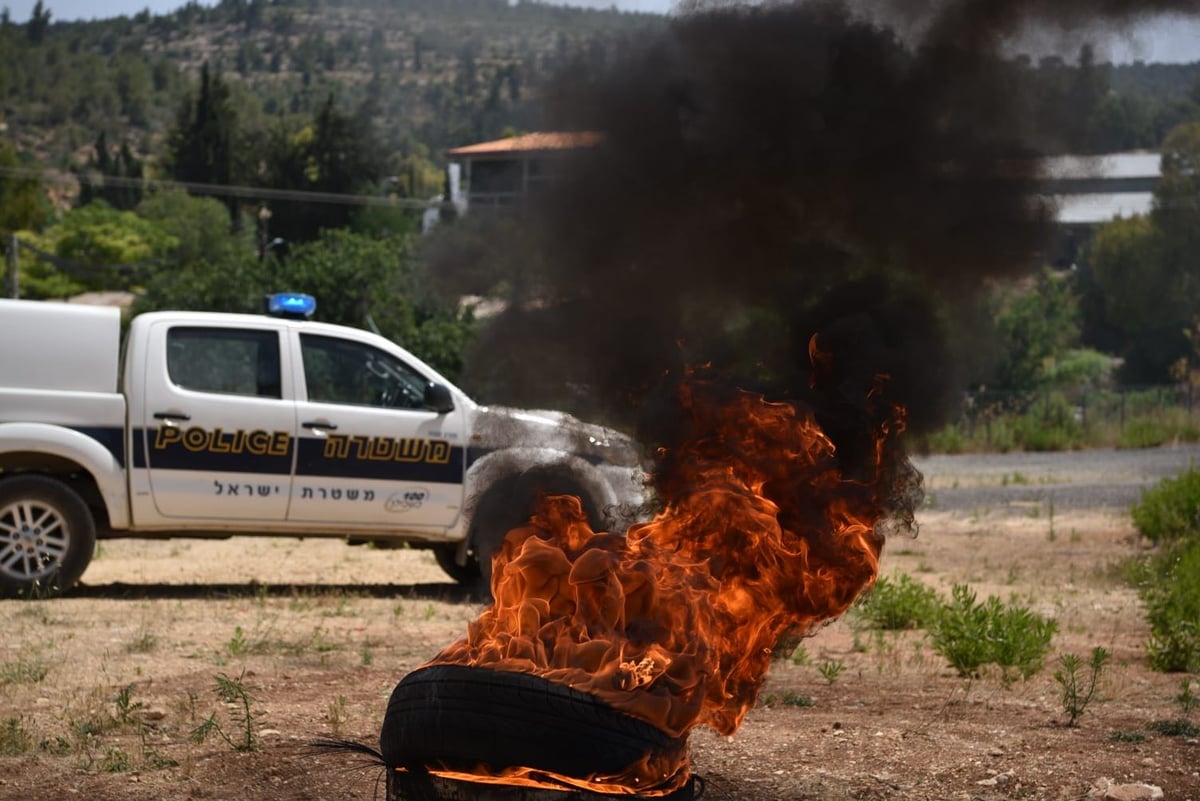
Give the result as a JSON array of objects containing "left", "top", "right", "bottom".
[{"left": 0, "top": 165, "right": 443, "bottom": 209}]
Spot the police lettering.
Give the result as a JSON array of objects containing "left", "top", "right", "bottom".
[
  {"left": 155, "top": 426, "right": 290, "bottom": 457},
  {"left": 321, "top": 434, "right": 451, "bottom": 465}
]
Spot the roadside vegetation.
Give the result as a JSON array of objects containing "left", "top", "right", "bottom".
[{"left": 1129, "top": 471, "right": 1200, "bottom": 673}]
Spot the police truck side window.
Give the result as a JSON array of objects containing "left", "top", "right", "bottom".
[
  {"left": 166, "top": 328, "right": 282, "bottom": 399},
  {"left": 300, "top": 334, "right": 428, "bottom": 410}
]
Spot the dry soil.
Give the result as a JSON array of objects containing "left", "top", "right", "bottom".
[{"left": 1, "top": 447, "right": 1198, "bottom": 801}]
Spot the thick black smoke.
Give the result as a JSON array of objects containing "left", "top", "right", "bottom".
[{"left": 432, "top": 0, "right": 1199, "bottom": 469}]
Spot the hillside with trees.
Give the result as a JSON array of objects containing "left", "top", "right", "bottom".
[{"left": 3, "top": 0, "right": 1200, "bottom": 449}]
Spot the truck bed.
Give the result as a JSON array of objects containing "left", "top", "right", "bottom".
[{"left": 0, "top": 299, "right": 121, "bottom": 393}]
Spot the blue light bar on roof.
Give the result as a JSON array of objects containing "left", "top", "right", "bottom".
[{"left": 266, "top": 292, "right": 317, "bottom": 319}]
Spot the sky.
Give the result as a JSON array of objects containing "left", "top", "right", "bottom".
[{"left": 2, "top": 0, "right": 1199, "bottom": 63}]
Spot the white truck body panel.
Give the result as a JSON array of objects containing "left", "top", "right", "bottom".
[
  {"left": 0, "top": 299, "right": 120, "bottom": 392},
  {"left": 0, "top": 299, "right": 647, "bottom": 594}
]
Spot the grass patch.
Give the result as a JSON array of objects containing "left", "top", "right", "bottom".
[
  {"left": 0, "top": 718, "right": 33, "bottom": 756},
  {"left": 0, "top": 655, "right": 49, "bottom": 686}
]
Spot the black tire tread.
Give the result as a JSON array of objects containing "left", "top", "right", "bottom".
[{"left": 381, "top": 664, "right": 682, "bottom": 778}]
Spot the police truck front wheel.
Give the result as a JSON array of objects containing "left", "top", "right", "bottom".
[{"left": 0, "top": 475, "right": 96, "bottom": 599}]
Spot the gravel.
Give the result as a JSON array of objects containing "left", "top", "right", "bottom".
[{"left": 910, "top": 443, "right": 1200, "bottom": 513}]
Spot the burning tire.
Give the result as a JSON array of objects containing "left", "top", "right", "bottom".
[{"left": 381, "top": 664, "right": 686, "bottom": 781}]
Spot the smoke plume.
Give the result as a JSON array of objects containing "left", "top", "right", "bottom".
[{"left": 431, "top": 0, "right": 1200, "bottom": 469}]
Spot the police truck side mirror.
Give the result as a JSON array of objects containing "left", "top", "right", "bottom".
[{"left": 424, "top": 383, "right": 455, "bottom": 414}]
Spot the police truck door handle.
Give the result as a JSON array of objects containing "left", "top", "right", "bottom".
[
  {"left": 302, "top": 421, "right": 338, "bottom": 431},
  {"left": 153, "top": 411, "right": 191, "bottom": 422}
]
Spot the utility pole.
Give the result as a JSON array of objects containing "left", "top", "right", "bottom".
[{"left": 4, "top": 233, "right": 18, "bottom": 299}]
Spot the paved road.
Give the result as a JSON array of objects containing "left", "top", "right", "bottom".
[{"left": 909, "top": 444, "right": 1200, "bottom": 513}]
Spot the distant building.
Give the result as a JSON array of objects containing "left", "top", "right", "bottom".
[
  {"left": 444, "top": 131, "right": 603, "bottom": 213},
  {"left": 443, "top": 135, "right": 1160, "bottom": 267},
  {"left": 1038, "top": 151, "right": 1161, "bottom": 266}
]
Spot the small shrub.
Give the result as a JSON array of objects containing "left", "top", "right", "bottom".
[
  {"left": 854, "top": 572, "right": 941, "bottom": 631},
  {"left": 1053, "top": 647, "right": 1110, "bottom": 726},
  {"left": 1131, "top": 467, "right": 1200, "bottom": 546},
  {"left": 929, "top": 585, "right": 1057, "bottom": 682},
  {"left": 789, "top": 644, "right": 811, "bottom": 666},
  {"left": 818, "top": 660, "right": 844, "bottom": 685},
  {"left": 1141, "top": 539, "right": 1200, "bottom": 673},
  {"left": 1174, "top": 677, "right": 1198, "bottom": 715}
]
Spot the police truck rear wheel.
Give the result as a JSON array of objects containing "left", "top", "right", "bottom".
[{"left": 0, "top": 475, "right": 96, "bottom": 599}]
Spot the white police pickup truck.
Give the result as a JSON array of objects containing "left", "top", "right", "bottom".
[{"left": 0, "top": 295, "right": 646, "bottom": 598}]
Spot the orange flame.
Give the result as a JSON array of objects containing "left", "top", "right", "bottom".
[{"left": 425, "top": 376, "right": 907, "bottom": 793}]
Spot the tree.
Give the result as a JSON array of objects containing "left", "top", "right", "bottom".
[
  {"left": 1088, "top": 214, "right": 1183, "bottom": 383},
  {"left": 137, "top": 189, "right": 248, "bottom": 268},
  {"left": 25, "top": 0, "right": 49, "bottom": 44},
  {"left": 166, "top": 62, "right": 238, "bottom": 221},
  {"left": 991, "top": 269, "right": 1081, "bottom": 390},
  {"left": 258, "top": 94, "right": 386, "bottom": 244},
  {"left": 1082, "top": 122, "right": 1200, "bottom": 383},
  {"left": 18, "top": 200, "right": 177, "bottom": 299},
  {"left": 132, "top": 228, "right": 475, "bottom": 379},
  {"left": 0, "top": 143, "right": 50, "bottom": 237},
  {"left": 79, "top": 132, "right": 144, "bottom": 211}
]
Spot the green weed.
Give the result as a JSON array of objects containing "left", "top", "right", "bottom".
[
  {"left": 1053, "top": 647, "right": 1110, "bottom": 726},
  {"left": 1174, "top": 677, "right": 1198, "bottom": 715},
  {"left": 853, "top": 572, "right": 941, "bottom": 631},
  {"left": 0, "top": 718, "right": 32, "bottom": 756},
  {"left": 190, "top": 672, "right": 262, "bottom": 752},
  {"left": 929, "top": 585, "right": 1057, "bottom": 682},
  {"left": 818, "top": 659, "right": 844, "bottom": 685}
]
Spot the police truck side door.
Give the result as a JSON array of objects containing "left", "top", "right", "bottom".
[
  {"left": 287, "top": 331, "right": 464, "bottom": 529},
  {"left": 139, "top": 321, "right": 294, "bottom": 521}
]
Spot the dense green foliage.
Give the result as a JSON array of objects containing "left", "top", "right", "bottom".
[
  {"left": 132, "top": 221, "right": 474, "bottom": 380},
  {"left": 1130, "top": 471, "right": 1200, "bottom": 673},
  {"left": 852, "top": 572, "right": 942, "bottom": 631},
  {"left": 1084, "top": 122, "right": 1200, "bottom": 383},
  {"left": 1141, "top": 540, "right": 1200, "bottom": 673},
  {"left": 1132, "top": 466, "right": 1200, "bottom": 545},
  {"left": 928, "top": 584, "right": 1058, "bottom": 682}
]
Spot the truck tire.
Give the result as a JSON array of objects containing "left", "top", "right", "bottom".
[
  {"left": 0, "top": 475, "right": 96, "bottom": 599},
  {"left": 433, "top": 544, "right": 482, "bottom": 584},
  {"left": 380, "top": 664, "right": 685, "bottom": 779},
  {"left": 469, "top": 469, "right": 600, "bottom": 598}
]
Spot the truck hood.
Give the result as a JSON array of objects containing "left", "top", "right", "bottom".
[{"left": 473, "top": 405, "right": 645, "bottom": 469}]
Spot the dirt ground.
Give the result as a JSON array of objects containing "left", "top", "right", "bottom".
[{"left": 1, "top": 449, "right": 1199, "bottom": 801}]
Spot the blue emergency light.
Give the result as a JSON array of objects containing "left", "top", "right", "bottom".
[{"left": 265, "top": 292, "right": 317, "bottom": 319}]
